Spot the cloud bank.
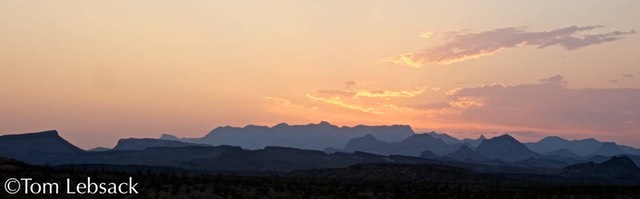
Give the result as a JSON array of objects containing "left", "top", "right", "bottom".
[
  {"left": 419, "top": 75, "right": 640, "bottom": 142},
  {"left": 387, "top": 26, "right": 635, "bottom": 67}
]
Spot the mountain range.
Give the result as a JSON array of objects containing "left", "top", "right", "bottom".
[
  {"left": 153, "top": 121, "right": 640, "bottom": 161},
  {"left": 524, "top": 136, "right": 640, "bottom": 157},
  {"left": 160, "top": 121, "right": 414, "bottom": 150},
  {"left": 1, "top": 123, "right": 640, "bottom": 182},
  {"left": 112, "top": 138, "right": 210, "bottom": 151}
]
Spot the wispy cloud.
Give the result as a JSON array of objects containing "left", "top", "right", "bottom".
[
  {"left": 314, "top": 88, "right": 425, "bottom": 99},
  {"left": 386, "top": 26, "right": 635, "bottom": 67},
  {"left": 306, "top": 87, "right": 424, "bottom": 114},
  {"left": 355, "top": 89, "right": 424, "bottom": 98},
  {"left": 306, "top": 94, "right": 384, "bottom": 114}
]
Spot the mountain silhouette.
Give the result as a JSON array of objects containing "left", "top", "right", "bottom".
[
  {"left": 592, "top": 142, "right": 626, "bottom": 156},
  {"left": 421, "top": 132, "right": 487, "bottom": 149},
  {"left": 620, "top": 145, "right": 640, "bottom": 156},
  {"left": 526, "top": 136, "right": 602, "bottom": 156},
  {"left": 343, "top": 133, "right": 458, "bottom": 156},
  {"left": 0, "top": 130, "right": 85, "bottom": 164},
  {"left": 526, "top": 136, "right": 640, "bottom": 158},
  {"left": 344, "top": 134, "right": 388, "bottom": 154},
  {"left": 112, "top": 138, "right": 210, "bottom": 151},
  {"left": 3, "top": 129, "right": 640, "bottom": 177},
  {"left": 460, "top": 135, "right": 486, "bottom": 148},
  {"left": 87, "top": 147, "right": 111, "bottom": 152},
  {"left": 162, "top": 121, "right": 414, "bottom": 150},
  {"left": 542, "top": 149, "right": 580, "bottom": 159},
  {"left": 419, "top": 150, "right": 440, "bottom": 159},
  {"left": 0, "top": 130, "right": 435, "bottom": 172},
  {"left": 446, "top": 145, "right": 487, "bottom": 162},
  {"left": 427, "top": 132, "right": 460, "bottom": 145},
  {"left": 476, "top": 134, "right": 540, "bottom": 162},
  {"left": 396, "top": 134, "right": 454, "bottom": 156},
  {"left": 159, "top": 134, "right": 179, "bottom": 140},
  {"left": 560, "top": 155, "right": 640, "bottom": 179}
]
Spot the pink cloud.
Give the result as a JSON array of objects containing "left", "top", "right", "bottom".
[{"left": 387, "top": 26, "right": 635, "bottom": 67}]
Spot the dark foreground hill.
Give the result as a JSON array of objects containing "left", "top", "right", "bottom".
[
  {"left": 2, "top": 158, "right": 640, "bottom": 199},
  {"left": 0, "top": 130, "right": 85, "bottom": 164},
  {"left": 288, "top": 163, "right": 510, "bottom": 184},
  {"left": 560, "top": 155, "right": 640, "bottom": 183}
]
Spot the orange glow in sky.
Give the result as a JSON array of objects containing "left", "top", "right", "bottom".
[{"left": 1, "top": 1, "right": 639, "bottom": 149}]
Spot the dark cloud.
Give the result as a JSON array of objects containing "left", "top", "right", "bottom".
[
  {"left": 539, "top": 74, "right": 567, "bottom": 85},
  {"left": 387, "top": 26, "right": 635, "bottom": 67},
  {"left": 623, "top": 74, "right": 635, "bottom": 79}
]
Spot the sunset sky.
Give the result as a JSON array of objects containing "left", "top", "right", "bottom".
[{"left": 1, "top": 0, "right": 639, "bottom": 149}]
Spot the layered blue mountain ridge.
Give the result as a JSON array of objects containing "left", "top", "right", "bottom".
[{"left": 1, "top": 122, "right": 640, "bottom": 174}]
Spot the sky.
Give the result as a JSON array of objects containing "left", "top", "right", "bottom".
[{"left": 1, "top": 0, "right": 639, "bottom": 149}]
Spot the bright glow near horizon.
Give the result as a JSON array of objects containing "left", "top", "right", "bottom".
[{"left": 1, "top": 0, "right": 639, "bottom": 149}]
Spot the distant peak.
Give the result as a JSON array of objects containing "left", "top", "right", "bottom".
[
  {"left": 273, "top": 123, "right": 289, "bottom": 128},
  {"left": 34, "top": 130, "right": 59, "bottom": 135},
  {"left": 603, "top": 155, "right": 638, "bottom": 168},
  {"left": 212, "top": 126, "right": 228, "bottom": 130},
  {"left": 479, "top": 135, "right": 486, "bottom": 140},
  {"left": 581, "top": 138, "right": 599, "bottom": 142},
  {"left": 159, "top": 134, "right": 178, "bottom": 140},
  {"left": 458, "top": 144, "right": 473, "bottom": 151},
  {"left": 411, "top": 133, "right": 434, "bottom": 138},
  {"left": 40, "top": 129, "right": 59, "bottom": 134},
  {"left": 0, "top": 130, "right": 84, "bottom": 154},
  {"left": 495, "top": 134, "right": 516, "bottom": 140},
  {"left": 87, "top": 147, "right": 111, "bottom": 152},
  {"left": 358, "top": 134, "right": 378, "bottom": 141},
  {"left": 6, "top": 130, "right": 61, "bottom": 138},
  {"left": 541, "top": 136, "right": 566, "bottom": 142},
  {"left": 482, "top": 134, "right": 523, "bottom": 145},
  {"left": 312, "top": 121, "right": 338, "bottom": 128},
  {"left": 401, "top": 133, "right": 437, "bottom": 143}
]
